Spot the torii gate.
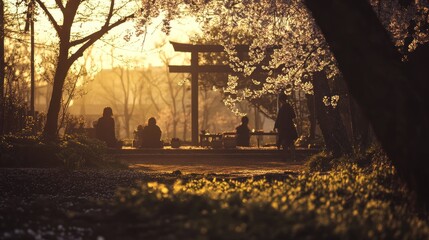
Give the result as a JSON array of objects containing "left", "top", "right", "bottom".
[{"left": 168, "top": 41, "right": 277, "bottom": 146}]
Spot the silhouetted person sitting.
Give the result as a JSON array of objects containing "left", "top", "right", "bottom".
[
  {"left": 236, "top": 116, "right": 250, "bottom": 147},
  {"left": 134, "top": 125, "right": 144, "bottom": 148},
  {"left": 96, "top": 107, "right": 118, "bottom": 148},
  {"left": 141, "top": 117, "right": 162, "bottom": 148},
  {"left": 274, "top": 93, "right": 298, "bottom": 160}
]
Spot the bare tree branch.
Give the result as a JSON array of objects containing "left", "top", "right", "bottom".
[
  {"left": 54, "top": 0, "right": 65, "bottom": 12},
  {"left": 68, "top": 13, "right": 134, "bottom": 64},
  {"left": 105, "top": 0, "right": 115, "bottom": 27},
  {"left": 34, "top": 0, "right": 61, "bottom": 34}
]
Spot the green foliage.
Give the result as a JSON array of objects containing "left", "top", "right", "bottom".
[
  {"left": 306, "top": 151, "right": 333, "bottom": 172},
  {"left": 306, "top": 145, "right": 388, "bottom": 172},
  {"left": 63, "top": 115, "right": 86, "bottom": 135},
  {"left": 58, "top": 134, "right": 123, "bottom": 169},
  {"left": 0, "top": 133, "right": 123, "bottom": 169},
  {"left": 0, "top": 134, "right": 61, "bottom": 167},
  {"left": 106, "top": 160, "right": 428, "bottom": 239}
]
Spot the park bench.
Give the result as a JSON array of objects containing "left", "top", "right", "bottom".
[{"left": 200, "top": 131, "right": 278, "bottom": 148}]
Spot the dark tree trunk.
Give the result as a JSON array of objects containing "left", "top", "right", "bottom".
[
  {"left": 312, "top": 71, "right": 352, "bottom": 157},
  {"left": 306, "top": 94, "right": 317, "bottom": 140},
  {"left": 334, "top": 75, "right": 371, "bottom": 151},
  {"left": 305, "top": 0, "right": 429, "bottom": 203},
  {"left": 349, "top": 97, "right": 371, "bottom": 151},
  {"left": 0, "top": 0, "right": 4, "bottom": 135},
  {"left": 43, "top": 54, "right": 69, "bottom": 140}
]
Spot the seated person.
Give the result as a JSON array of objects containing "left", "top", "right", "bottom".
[
  {"left": 96, "top": 107, "right": 119, "bottom": 148},
  {"left": 134, "top": 125, "right": 144, "bottom": 148},
  {"left": 236, "top": 116, "right": 250, "bottom": 147},
  {"left": 140, "top": 117, "right": 163, "bottom": 148}
]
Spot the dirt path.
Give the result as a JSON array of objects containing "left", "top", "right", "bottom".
[{"left": 126, "top": 157, "right": 306, "bottom": 176}]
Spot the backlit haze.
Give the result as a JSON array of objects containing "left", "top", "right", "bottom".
[
  {"left": 36, "top": 14, "right": 201, "bottom": 68},
  {"left": 18, "top": 3, "right": 274, "bottom": 141}
]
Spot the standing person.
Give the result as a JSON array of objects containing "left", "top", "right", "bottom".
[
  {"left": 274, "top": 94, "right": 298, "bottom": 160},
  {"left": 141, "top": 117, "right": 162, "bottom": 148},
  {"left": 236, "top": 116, "right": 251, "bottom": 147},
  {"left": 96, "top": 107, "right": 118, "bottom": 148}
]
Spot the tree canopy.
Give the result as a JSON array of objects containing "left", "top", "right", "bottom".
[{"left": 134, "top": 0, "right": 427, "bottom": 115}]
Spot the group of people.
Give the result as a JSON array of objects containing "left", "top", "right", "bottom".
[
  {"left": 95, "top": 92, "right": 297, "bottom": 159},
  {"left": 134, "top": 117, "right": 163, "bottom": 148},
  {"left": 95, "top": 107, "right": 162, "bottom": 148}
]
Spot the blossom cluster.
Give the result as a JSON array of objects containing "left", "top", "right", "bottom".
[{"left": 134, "top": 0, "right": 427, "bottom": 113}]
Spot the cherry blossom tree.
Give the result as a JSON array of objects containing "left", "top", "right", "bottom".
[
  {"left": 167, "top": 1, "right": 349, "bottom": 153},
  {"left": 135, "top": 1, "right": 429, "bottom": 168}
]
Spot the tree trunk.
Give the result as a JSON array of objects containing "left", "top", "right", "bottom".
[
  {"left": 182, "top": 86, "right": 188, "bottom": 141},
  {"left": 124, "top": 113, "right": 130, "bottom": 138},
  {"left": 349, "top": 96, "right": 371, "bottom": 151},
  {"left": 306, "top": 94, "right": 317, "bottom": 140},
  {"left": 0, "top": 0, "right": 4, "bottom": 135},
  {"left": 305, "top": 0, "right": 429, "bottom": 203},
  {"left": 172, "top": 119, "right": 178, "bottom": 138},
  {"left": 312, "top": 71, "right": 352, "bottom": 157},
  {"left": 43, "top": 55, "right": 69, "bottom": 140}
]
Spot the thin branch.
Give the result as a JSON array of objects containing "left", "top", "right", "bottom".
[
  {"left": 70, "top": 0, "right": 123, "bottom": 46},
  {"left": 150, "top": 77, "right": 172, "bottom": 109},
  {"left": 34, "top": 0, "right": 61, "bottom": 34},
  {"left": 71, "top": 0, "right": 116, "bottom": 47},
  {"left": 68, "top": 13, "right": 134, "bottom": 64},
  {"left": 54, "top": 0, "right": 65, "bottom": 12},
  {"left": 105, "top": 0, "right": 115, "bottom": 28},
  {"left": 147, "top": 87, "right": 161, "bottom": 113}
]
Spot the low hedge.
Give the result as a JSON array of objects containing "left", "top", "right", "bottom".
[{"left": 0, "top": 134, "right": 123, "bottom": 169}]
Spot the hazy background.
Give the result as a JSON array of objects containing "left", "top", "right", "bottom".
[{"left": 22, "top": 11, "right": 275, "bottom": 141}]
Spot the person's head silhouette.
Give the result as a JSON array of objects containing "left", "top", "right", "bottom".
[
  {"left": 103, "top": 107, "right": 113, "bottom": 117},
  {"left": 241, "top": 116, "right": 249, "bottom": 125},
  {"left": 148, "top": 117, "right": 156, "bottom": 126}
]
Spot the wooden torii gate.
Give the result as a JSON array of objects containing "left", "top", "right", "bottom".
[{"left": 168, "top": 41, "right": 277, "bottom": 146}]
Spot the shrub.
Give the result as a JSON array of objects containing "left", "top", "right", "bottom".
[
  {"left": 0, "top": 133, "right": 124, "bottom": 169},
  {"left": 306, "top": 151, "right": 333, "bottom": 172},
  {"left": 306, "top": 144, "right": 388, "bottom": 173},
  {"left": 0, "top": 134, "right": 61, "bottom": 167},
  {"left": 58, "top": 134, "right": 124, "bottom": 169},
  {"left": 99, "top": 160, "right": 427, "bottom": 239}
]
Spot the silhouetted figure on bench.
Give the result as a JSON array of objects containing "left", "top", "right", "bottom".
[
  {"left": 96, "top": 107, "right": 118, "bottom": 148},
  {"left": 134, "top": 125, "right": 144, "bottom": 148},
  {"left": 274, "top": 94, "right": 298, "bottom": 160},
  {"left": 141, "top": 117, "right": 163, "bottom": 148},
  {"left": 236, "top": 116, "right": 250, "bottom": 147}
]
